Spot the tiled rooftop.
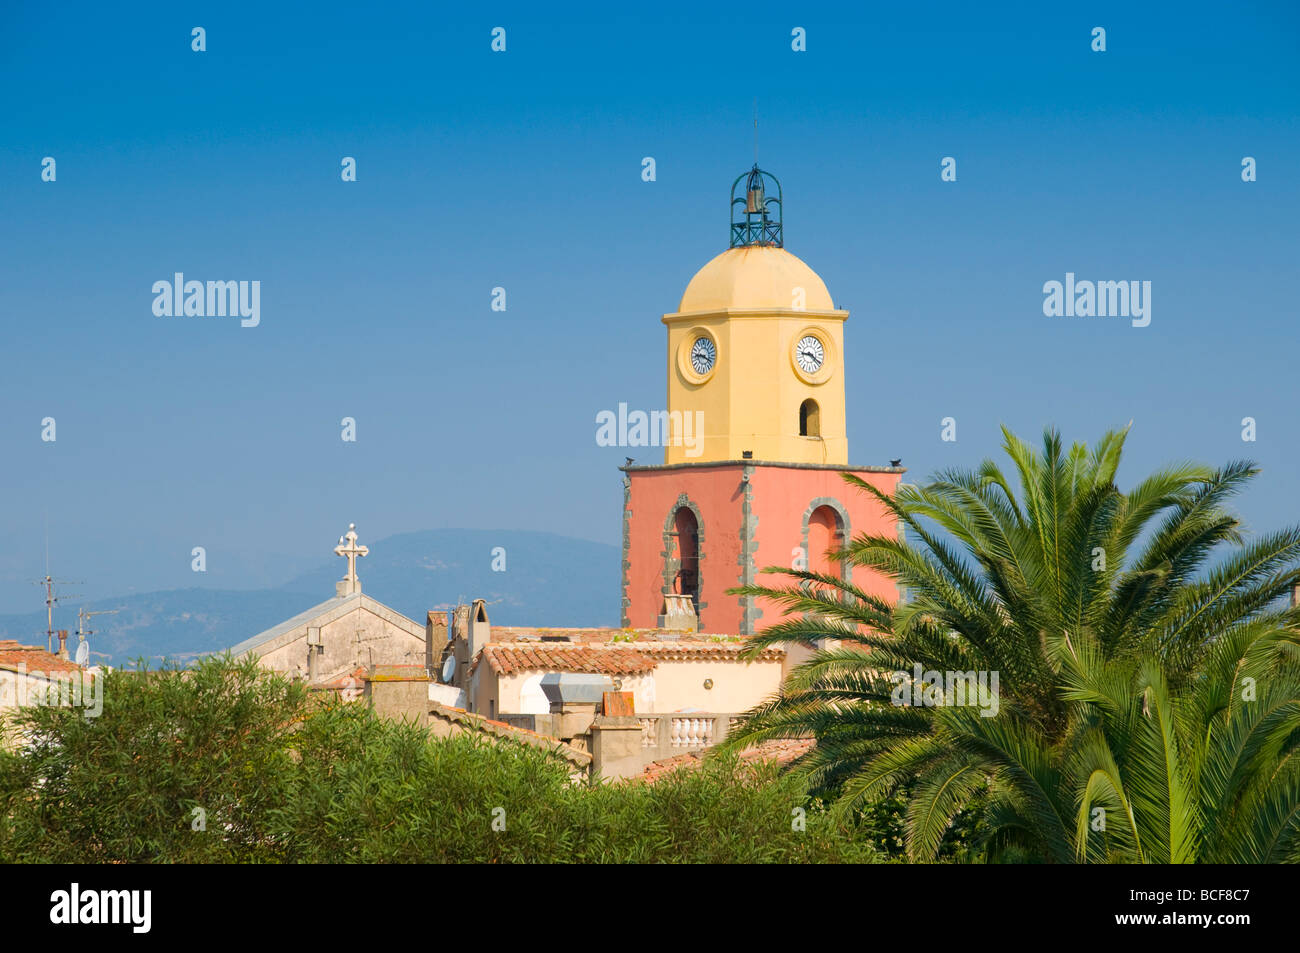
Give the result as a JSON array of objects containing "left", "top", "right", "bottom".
[
  {"left": 639, "top": 738, "right": 815, "bottom": 783},
  {"left": 477, "top": 641, "right": 785, "bottom": 676},
  {"left": 427, "top": 702, "right": 592, "bottom": 767},
  {"left": 488, "top": 626, "right": 741, "bottom": 644},
  {"left": 0, "top": 641, "right": 83, "bottom": 676},
  {"left": 311, "top": 665, "right": 368, "bottom": 691}
]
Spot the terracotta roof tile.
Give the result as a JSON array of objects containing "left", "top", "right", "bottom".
[
  {"left": 479, "top": 644, "right": 657, "bottom": 677},
  {"left": 312, "top": 666, "right": 368, "bottom": 691},
  {"left": 639, "top": 738, "right": 815, "bottom": 783},
  {"left": 0, "top": 644, "right": 83, "bottom": 676},
  {"left": 637, "top": 642, "right": 785, "bottom": 663},
  {"left": 428, "top": 702, "right": 592, "bottom": 767},
  {"left": 475, "top": 641, "right": 784, "bottom": 676},
  {"left": 489, "top": 626, "right": 742, "bottom": 644}
]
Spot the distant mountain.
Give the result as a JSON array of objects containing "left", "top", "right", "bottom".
[
  {"left": 0, "top": 588, "right": 326, "bottom": 665},
  {"left": 0, "top": 530, "right": 620, "bottom": 666}
]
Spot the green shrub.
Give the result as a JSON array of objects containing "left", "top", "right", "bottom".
[
  {"left": 0, "top": 658, "right": 878, "bottom": 864},
  {"left": 0, "top": 656, "right": 306, "bottom": 862},
  {"left": 274, "top": 703, "right": 877, "bottom": 863}
]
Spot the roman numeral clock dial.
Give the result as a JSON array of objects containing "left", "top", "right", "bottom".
[
  {"left": 795, "top": 334, "right": 824, "bottom": 373},
  {"left": 690, "top": 335, "right": 716, "bottom": 374}
]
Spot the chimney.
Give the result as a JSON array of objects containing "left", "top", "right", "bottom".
[
  {"left": 452, "top": 603, "right": 470, "bottom": 641},
  {"left": 57, "top": 629, "right": 69, "bottom": 660},
  {"left": 306, "top": 626, "right": 322, "bottom": 681},
  {"left": 426, "top": 610, "right": 449, "bottom": 675},
  {"left": 469, "top": 599, "right": 491, "bottom": 660}
]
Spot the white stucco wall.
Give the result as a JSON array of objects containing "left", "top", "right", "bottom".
[
  {"left": 649, "top": 659, "right": 783, "bottom": 713},
  {"left": 486, "top": 660, "right": 781, "bottom": 715}
]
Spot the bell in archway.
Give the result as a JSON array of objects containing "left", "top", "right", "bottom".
[{"left": 745, "top": 169, "right": 765, "bottom": 214}]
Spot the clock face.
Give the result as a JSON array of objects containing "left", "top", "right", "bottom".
[
  {"left": 795, "top": 335, "right": 825, "bottom": 374},
  {"left": 690, "top": 335, "right": 716, "bottom": 375}
]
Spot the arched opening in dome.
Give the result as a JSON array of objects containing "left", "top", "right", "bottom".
[{"left": 799, "top": 399, "right": 820, "bottom": 437}]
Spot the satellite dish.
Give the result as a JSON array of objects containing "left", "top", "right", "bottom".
[
  {"left": 440, "top": 655, "right": 456, "bottom": 683},
  {"left": 75, "top": 641, "right": 90, "bottom": 666}
]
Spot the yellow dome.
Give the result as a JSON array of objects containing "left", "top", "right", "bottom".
[{"left": 677, "top": 246, "right": 835, "bottom": 313}]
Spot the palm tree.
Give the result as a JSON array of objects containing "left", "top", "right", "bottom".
[{"left": 721, "top": 426, "right": 1300, "bottom": 862}]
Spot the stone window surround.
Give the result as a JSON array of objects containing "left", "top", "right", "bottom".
[{"left": 662, "top": 493, "right": 706, "bottom": 624}]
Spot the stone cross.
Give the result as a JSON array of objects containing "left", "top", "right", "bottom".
[{"left": 334, "top": 523, "right": 369, "bottom": 596}]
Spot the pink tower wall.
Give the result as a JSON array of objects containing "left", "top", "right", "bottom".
[
  {"left": 746, "top": 467, "right": 900, "bottom": 635},
  {"left": 622, "top": 465, "right": 746, "bottom": 633},
  {"left": 622, "top": 464, "right": 901, "bottom": 636}
]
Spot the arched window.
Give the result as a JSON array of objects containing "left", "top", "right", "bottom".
[
  {"left": 799, "top": 398, "right": 820, "bottom": 437},
  {"left": 807, "top": 504, "right": 846, "bottom": 580},
  {"left": 671, "top": 506, "right": 701, "bottom": 613}
]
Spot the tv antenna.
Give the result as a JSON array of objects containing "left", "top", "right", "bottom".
[
  {"left": 36, "top": 519, "right": 83, "bottom": 653},
  {"left": 34, "top": 574, "right": 82, "bottom": 653},
  {"left": 76, "top": 606, "right": 119, "bottom": 639},
  {"left": 76, "top": 605, "right": 118, "bottom": 665},
  {"left": 76, "top": 606, "right": 119, "bottom": 663}
]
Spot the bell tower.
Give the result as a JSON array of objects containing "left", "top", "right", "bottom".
[
  {"left": 663, "top": 166, "right": 848, "bottom": 465},
  {"left": 621, "top": 166, "right": 902, "bottom": 636}
]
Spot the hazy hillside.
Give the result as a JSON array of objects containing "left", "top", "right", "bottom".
[{"left": 0, "top": 530, "right": 620, "bottom": 666}]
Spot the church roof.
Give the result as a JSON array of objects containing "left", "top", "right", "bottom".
[
  {"left": 227, "top": 591, "right": 422, "bottom": 658},
  {"left": 674, "top": 246, "right": 837, "bottom": 314},
  {"left": 228, "top": 594, "right": 358, "bottom": 656}
]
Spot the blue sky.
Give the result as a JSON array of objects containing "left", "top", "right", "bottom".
[{"left": 1, "top": 1, "right": 1297, "bottom": 612}]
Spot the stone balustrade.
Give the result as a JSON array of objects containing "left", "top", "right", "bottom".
[{"left": 637, "top": 713, "right": 739, "bottom": 758}]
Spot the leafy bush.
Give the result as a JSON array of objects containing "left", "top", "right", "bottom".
[
  {"left": 0, "top": 657, "right": 877, "bottom": 864},
  {"left": 0, "top": 656, "right": 307, "bottom": 862}
]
